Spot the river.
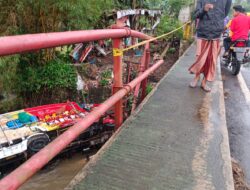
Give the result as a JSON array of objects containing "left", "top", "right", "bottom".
[{"left": 20, "top": 153, "right": 87, "bottom": 190}]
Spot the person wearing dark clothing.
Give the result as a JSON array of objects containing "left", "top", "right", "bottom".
[
  {"left": 189, "top": 0, "right": 232, "bottom": 92},
  {"left": 195, "top": 0, "right": 232, "bottom": 40},
  {"left": 223, "top": 5, "right": 250, "bottom": 57}
]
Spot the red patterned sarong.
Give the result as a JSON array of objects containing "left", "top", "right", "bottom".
[{"left": 189, "top": 39, "right": 220, "bottom": 82}]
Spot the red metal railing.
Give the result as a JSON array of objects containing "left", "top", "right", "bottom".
[
  {"left": 0, "top": 28, "right": 163, "bottom": 190},
  {"left": 0, "top": 29, "right": 151, "bottom": 56}
]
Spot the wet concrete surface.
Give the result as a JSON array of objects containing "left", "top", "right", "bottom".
[
  {"left": 241, "top": 65, "right": 250, "bottom": 90},
  {"left": 222, "top": 63, "right": 250, "bottom": 185},
  {"left": 20, "top": 154, "right": 87, "bottom": 190}
]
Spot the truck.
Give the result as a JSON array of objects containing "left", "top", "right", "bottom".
[{"left": 0, "top": 101, "right": 115, "bottom": 168}]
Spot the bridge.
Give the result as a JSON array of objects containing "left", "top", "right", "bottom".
[
  {"left": 66, "top": 44, "right": 234, "bottom": 190},
  {"left": 0, "top": 26, "right": 235, "bottom": 190}
]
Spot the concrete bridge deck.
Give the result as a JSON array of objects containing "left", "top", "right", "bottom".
[{"left": 67, "top": 44, "right": 234, "bottom": 190}]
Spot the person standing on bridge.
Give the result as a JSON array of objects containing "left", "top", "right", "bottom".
[{"left": 189, "top": 0, "right": 232, "bottom": 92}]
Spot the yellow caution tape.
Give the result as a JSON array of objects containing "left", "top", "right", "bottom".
[
  {"left": 122, "top": 21, "right": 191, "bottom": 52},
  {"left": 113, "top": 48, "right": 123, "bottom": 57}
]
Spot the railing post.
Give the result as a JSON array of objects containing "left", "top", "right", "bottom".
[
  {"left": 112, "top": 38, "right": 123, "bottom": 129},
  {"left": 183, "top": 23, "right": 191, "bottom": 40},
  {"left": 141, "top": 46, "right": 151, "bottom": 100},
  {"left": 131, "top": 43, "right": 150, "bottom": 113}
]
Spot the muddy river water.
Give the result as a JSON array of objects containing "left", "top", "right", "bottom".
[{"left": 20, "top": 154, "right": 87, "bottom": 190}]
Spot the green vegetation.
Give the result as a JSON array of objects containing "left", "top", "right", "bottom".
[
  {"left": 235, "top": 0, "right": 250, "bottom": 12},
  {"left": 157, "top": 16, "right": 183, "bottom": 37},
  {"left": 0, "top": 55, "right": 19, "bottom": 94},
  {"left": 101, "top": 70, "right": 112, "bottom": 79},
  {"left": 18, "top": 59, "right": 76, "bottom": 92},
  {"left": 0, "top": 0, "right": 193, "bottom": 112},
  {"left": 156, "top": 0, "right": 193, "bottom": 37},
  {"left": 168, "top": 47, "right": 177, "bottom": 54},
  {"left": 146, "top": 84, "right": 154, "bottom": 95},
  {"left": 100, "top": 70, "right": 112, "bottom": 87},
  {"left": 17, "top": 57, "right": 77, "bottom": 106}
]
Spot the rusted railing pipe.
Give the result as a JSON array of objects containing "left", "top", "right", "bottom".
[
  {"left": 0, "top": 29, "right": 151, "bottom": 56},
  {"left": 0, "top": 59, "right": 164, "bottom": 190}
]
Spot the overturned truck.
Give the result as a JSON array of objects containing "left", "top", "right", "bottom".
[{"left": 0, "top": 102, "right": 115, "bottom": 168}]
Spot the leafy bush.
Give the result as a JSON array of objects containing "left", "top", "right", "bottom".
[
  {"left": 100, "top": 70, "right": 112, "bottom": 87},
  {"left": 99, "top": 79, "right": 109, "bottom": 87},
  {"left": 40, "top": 60, "right": 76, "bottom": 90},
  {"left": 18, "top": 58, "right": 76, "bottom": 93},
  {"left": 156, "top": 16, "right": 183, "bottom": 38},
  {"left": 15, "top": 58, "right": 77, "bottom": 106},
  {"left": 101, "top": 70, "right": 112, "bottom": 79},
  {"left": 0, "top": 55, "right": 20, "bottom": 94}
]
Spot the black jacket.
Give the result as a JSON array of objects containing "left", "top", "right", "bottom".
[{"left": 195, "top": 0, "right": 232, "bottom": 40}]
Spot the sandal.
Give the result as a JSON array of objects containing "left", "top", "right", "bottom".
[
  {"left": 189, "top": 75, "right": 200, "bottom": 88},
  {"left": 189, "top": 81, "right": 197, "bottom": 88},
  {"left": 201, "top": 85, "right": 211, "bottom": 92}
]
